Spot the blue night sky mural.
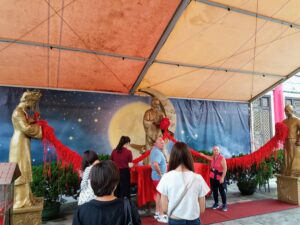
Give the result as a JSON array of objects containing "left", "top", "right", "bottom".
[{"left": 0, "top": 86, "right": 251, "bottom": 165}]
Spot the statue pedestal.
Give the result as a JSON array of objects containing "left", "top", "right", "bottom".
[
  {"left": 276, "top": 174, "right": 300, "bottom": 205},
  {"left": 11, "top": 197, "right": 44, "bottom": 225}
]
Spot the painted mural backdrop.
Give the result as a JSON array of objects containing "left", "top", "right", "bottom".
[{"left": 0, "top": 87, "right": 250, "bottom": 164}]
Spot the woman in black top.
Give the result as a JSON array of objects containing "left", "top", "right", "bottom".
[{"left": 72, "top": 160, "right": 141, "bottom": 225}]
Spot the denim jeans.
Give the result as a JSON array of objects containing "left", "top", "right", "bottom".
[{"left": 168, "top": 218, "right": 201, "bottom": 225}]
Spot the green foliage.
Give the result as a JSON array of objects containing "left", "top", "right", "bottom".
[
  {"left": 256, "top": 161, "right": 273, "bottom": 187},
  {"left": 227, "top": 164, "right": 257, "bottom": 184},
  {"left": 31, "top": 165, "right": 46, "bottom": 197},
  {"left": 193, "top": 150, "right": 212, "bottom": 164},
  {"left": 98, "top": 154, "right": 110, "bottom": 161},
  {"left": 31, "top": 162, "right": 80, "bottom": 207},
  {"left": 227, "top": 159, "right": 259, "bottom": 195},
  {"left": 271, "top": 149, "right": 284, "bottom": 174}
]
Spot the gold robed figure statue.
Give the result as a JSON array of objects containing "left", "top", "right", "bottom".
[
  {"left": 143, "top": 97, "right": 165, "bottom": 150},
  {"left": 142, "top": 97, "right": 170, "bottom": 163},
  {"left": 9, "top": 90, "right": 42, "bottom": 209},
  {"left": 282, "top": 104, "right": 300, "bottom": 176}
]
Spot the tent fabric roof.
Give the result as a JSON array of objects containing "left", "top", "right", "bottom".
[
  {"left": 0, "top": 0, "right": 180, "bottom": 92},
  {"left": 0, "top": 0, "right": 300, "bottom": 102}
]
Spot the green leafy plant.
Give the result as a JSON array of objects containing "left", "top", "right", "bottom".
[
  {"left": 227, "top": 163, "right": 258, "bottom": 195},
  {"left": 271, "top": 149, "right": 284, "bottom": 174},
  {"left": 256, "top": 161, "right": 272, "bottom": 191},
  {"left": 98, "top": 154, "right": 110, "bottom": 161},
  {"left": 31, "top": 162, "right": 80, "bottom": 207},
  {"left": 193, "top": 150, "right": 212, "bottom": 164}
]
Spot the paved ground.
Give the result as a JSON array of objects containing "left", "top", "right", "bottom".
[
  {"left": 43, "top": 178, "right": 300, "bottom": 225},
  {"left": 208, "top": 178, "right": 300, "bottom": 225}
]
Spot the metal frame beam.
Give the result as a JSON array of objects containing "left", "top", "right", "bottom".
[
  {"left": 196, "top": 0, "right": 300, "bottom": 30},
  {"left": 0, "top": 37, "right": 146, "bottom": 62},
  {"left": 129, "top": 0, "right": 191, "bottom": 94},
  {"left": 250, "top": 66, "right": 300, "bottom": 102},
  {"left": 155, "top": 60, "right": 283, "bottom": 78},
  {"left": 0, "top": 37, "right": 284, "bottom": 79}
]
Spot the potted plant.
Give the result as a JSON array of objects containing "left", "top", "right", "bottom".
[
  {"left": 226, "top": 153, "right": 258, "bottom": 195},
  {"left": 235, "top": 165, "right": 258, "bottom": 195},
  {"left": 31, "top": 162, "right": 80, "bottom": 221},
  {"left": 227, "top": 150, "right": 284, "bottom": 195},
  {"left": 256, "top": 149, "right": 284, "bottom": 192}
]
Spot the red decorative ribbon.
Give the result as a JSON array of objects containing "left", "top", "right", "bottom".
[{"left": 37, "top": 115, "right": 288, "bottom": 172}]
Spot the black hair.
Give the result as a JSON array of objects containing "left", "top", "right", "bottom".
[
  {"left": 81, "top": 150, "right": 99, "bottom": 171},
  {"left": 169, "top": 142, "right": 194, "bottom": 172},
  {"left": 116, "top": 136, "right": 131, "bottom": 153},
  {"left": 90, "top": 160, "right": 120, "bottom": 197}
]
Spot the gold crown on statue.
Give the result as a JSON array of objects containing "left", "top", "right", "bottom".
[{"left": 20, "top": 90, "right": 42, "bottom": 102}]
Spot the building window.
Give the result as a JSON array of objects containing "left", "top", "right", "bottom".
[{"left": 252, "top": 96, "right": 272, "bottom": 150}]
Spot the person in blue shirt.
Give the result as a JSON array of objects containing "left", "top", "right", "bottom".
[{"left": 150, "top": 137, "right": 168, "bottom": 223}]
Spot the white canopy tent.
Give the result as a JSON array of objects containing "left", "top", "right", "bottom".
[{"left": 0, "top": 0, "right": 299, "bottom": 102}]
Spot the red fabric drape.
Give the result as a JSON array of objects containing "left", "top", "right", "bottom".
[{"left": 131, "top": 165, "right": 155, "bottom": 207}]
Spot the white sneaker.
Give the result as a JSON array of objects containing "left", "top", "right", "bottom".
[
  {"left": 153, "top": 212, "right": 160, "bottom": 219},
  {"left": 157, "top": 215, "right": 168, "bottom": 223}
]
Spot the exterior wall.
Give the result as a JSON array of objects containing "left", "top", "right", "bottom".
[{"left": 251, "top": 74, "right": 300, "bottom": 150}]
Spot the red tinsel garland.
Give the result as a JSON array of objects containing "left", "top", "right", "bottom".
[
  {"left": 132, "top": 118, "right": 289, "bottom": 170},
  {"left": 38, "top": 120, "right": 82, "bottom": 172},
  {"left": 37, "top": 116, "right": 288, "bottom": 172},
  {"left": 226, "top": 122, "right": 288, "bottom": 169}
]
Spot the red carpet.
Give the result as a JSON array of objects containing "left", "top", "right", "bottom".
[{"left": 142, "top": 199, "right": 299, "bottom": 225}]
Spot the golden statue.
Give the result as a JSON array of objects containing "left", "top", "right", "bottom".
[
  {"left": 282, "top": 105, "right": 300, "bottom": 176},
  {"left": 9, "top": 90, "right": 42, "bottom": 209},
  {"left": 143, "top": 97, "right": 165, "bottom": 150},
  {"left": 141, "top": 97, "right": 169, "bottom": 164}
]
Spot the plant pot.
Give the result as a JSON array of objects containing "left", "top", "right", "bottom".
[
  {"left": 42, "top": 202, "right": 61, "bottom": 221},
  {"left": 237, "top": 179, "right": 257, "bottom": 195}
]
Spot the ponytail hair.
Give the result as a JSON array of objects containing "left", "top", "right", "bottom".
[{"left": 116, "top": 136, "right": 131, "bottom": 153}]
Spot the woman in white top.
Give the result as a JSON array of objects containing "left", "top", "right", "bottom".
[
  {"left": 78, "top": 150, "right": 100, "bottom": 205},
  {"left": 157, "top": 142, "right": 210, "bottom": 225}
]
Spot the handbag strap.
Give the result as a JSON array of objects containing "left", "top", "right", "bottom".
[
  {"left": 124, "top": 197, "right": 133, "bottom": 225},
  {"left": 168, "top": 174, "right": 196, "bottom": 217}
]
